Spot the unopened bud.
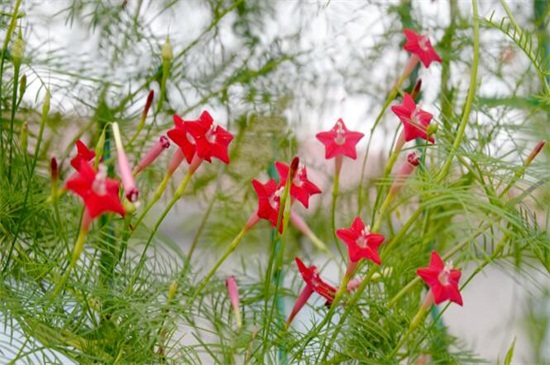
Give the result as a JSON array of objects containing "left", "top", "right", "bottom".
[
  {"left": 134, "top": 135, "right": 171, "bottom": 175},
  {"left": 289, "top": 156, "right": 300, "bottom": 181},
  {"left": 410, "top": 79, "right": 422, "bottom": 100},
  {"left": 347, "top": 277, "right": 363, "bottom": 292},
  {"left": 42, "top": 89, "right": 51, "bottom": 116},
  {"left": 225, "top": 276, "right": 242, "bottom": 329},
  {"left": 12, "top": 33, "right": 24, "bottom": 66},
  {"left": 143, "top": 89, "right": 154, "bottom": 118},
  {"left": 407, "top": 151, "right": 420, "bottom": 167},
  {"left": 162, "top": 37, "right": 173, "bottom": 62},
  {"left": 390, "top": 151, "right": 420, "bottom": 195},
  {"left": 112, "top": 122, "right": 139, "bottom": 202},
  {"left": 525, "top": 140, "right": 546, "bottom": 167},
  {"left": 168, "top": 281, "right": 178, "bottom": 301},
  {"left": 50, "top": 156, "right": 59, "bottom": 183},
  {"left": 20, "top": 122, "right": 28, "bottom": 152},
  {"left": 19, "top": 74, "right": 26, "bottom": 99},
  {"left": 122, "top": 199, "right": 137, "bottom": 214},
  {"left": 94, "top": 129, "right": 106, "bottom": 167},
  {"left": 426, "top": 123, "right": 438, "bottom": 137}
]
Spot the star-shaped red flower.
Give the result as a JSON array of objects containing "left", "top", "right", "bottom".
[
  {"left": 403, "top": 29, "right": 442, "bottom": 68},
  {"left": 70, "top": 140, "right": 96, "bottom": 171},
  {"left": 251, "top": 178, "right": 283, "bottom": 232},
  {"left": 65, "top": 162, "right": 125, "bottom": 220},
  {"left": 316, "top": 118, "right": 364, "bottom": 160},
  {"left": 275, "top": 161, "right": 321, "bottom": 208},
  {"left": 295, "top": 257, "right": 337, "bottom": 304},
  {"left": 336, "top": 217, "right": 385, "bottom": 265},
  {"left": 167, "top": 114, "right": 197, "bottom": 164},
  {"left": 391, "top": 93, "right": 435, "bottom": 143},
  {"left": 416, "top": 251, "right": 463, "bottom": 306},
  {"left": 185, "top": 111, "right": 234, "bottom": 164}
]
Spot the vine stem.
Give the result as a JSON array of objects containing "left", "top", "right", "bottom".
[
  {"left": 386, "top": 299, "right": 430, "bottom": 360},
  {"left": 133, "top": 172, "right": 173, "bottom": 228},
  {"left": 330, "top": 168, "right": 346, "bottom": 261},
  {"left": 357, "top": 63, "right": 410, "bottom": 215},
  {"left": 188, "top": 227, "right": 250, "bottom": 303},
  {"left": 0, "top": 0, "right": 21, "bottom": 163},
  {"left": 3, "top": 90, "right": 50, "bottom": 273},
  {"left": 7, "top": 58, "right": 20, "bottom": 181},
  {"left": 129, "top": 169, "right": 194, "bottom": 287},
  {"left": 261, "top": 163, "right": 295, "bottom": 362},
  {"left": 437, "top": 0, "right": 480, "bottom": 182}
]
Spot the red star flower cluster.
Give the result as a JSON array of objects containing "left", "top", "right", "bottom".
[{"left": 167, "top": 110, "right": 233, "bottom": 165}]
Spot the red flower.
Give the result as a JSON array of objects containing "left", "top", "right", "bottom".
[
  {"left": 391, "top": 93, "right": 435, "bottom": 143},
  {"left": 251, "top": 178, "right": 283, "bottom": 231},
  {"left": 316, "top": 118, "right": 364, "bottom": 160},
  {"left": 187, "top": 111, "right": 233, "bottom": 164},
  {"left": 336, "top": 217, "right": 385, "bottom": 265},
  {"left": 286, "top": 257, "right": 337, "bottom": 326},
  {"left": 167, "top": 115, "right": 196, "bottom": 164},
  {"left": 416, "top": 251, "right": 463, "bottom": 306},
  {"left": 403, "top": 29, "right": 442, "bottom": 68},
  {"left": 70, "top": 140, "right": 95, "bottom": 171},
  {"left": 275, "top": 161, "right": 321, "bottom": 208},
  {"left": 295, "top": 257, "right": 337, "bottom": 304},
  {"left": 65, "top": 162, "right": 125, "bottom": 220},
  {"left": 167, "top": 111, "right": 233, "bottom": 164}
]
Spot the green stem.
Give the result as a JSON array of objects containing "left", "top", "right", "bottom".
[
  {"left": 133, "top": 172, "right": 173, "bottom": 228},
  {"left": 357, "top": 86, "right": 402, "bottom": 215},
  {"left": 188, "top": 227, "right": 250, "bottom": 303},
  {"left": 371, "top": 191, "right": 395, "bottom": 233},
  {"left": 387, "top": 304, "right": 430, "bottom": 360},
  {"left": 370, "top": 132, "right": 403, "bottom": 227},
  {"left": 130, "top": 170, "right": 193, "bottom": 286},
  {"left": 3, "top": 90, "right": 49, "bottom": 272},
  {"left": 440, "top": 0, "right": 458, "bottom": 125},
  {"left": 51, "top": 227, "right": 87, "bottom": 298},
  {"left": 330, "top": 171, "right": 345, "bottom": 260},
  {"left": 437, "top": 0, "right": 480, "bottom": 182},
  {"left": 0, "top": 0, "right": 21, "bottom": 163},
  {"left": 261, "top": 167, "right": 294, "bottom": 360},
  {"left": 188, "top": 189, "right": 217, "bottom": 260},
  {"left": 7, "top": 60, "right": 20, "bottom": 181}
]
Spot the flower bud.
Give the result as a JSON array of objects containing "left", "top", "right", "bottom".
[
  {"left": 410, "top": 79, "right": 422, "bottom": 100},
  {"left": 143, "top": 89, "right": 154, "bottom": 118},
  {"left": 12, "top": 33, "right": 24, "bottom": 66},
  {"left": 20, "top": 122, "right": 28, "bottom": 152},
  {"left": 289, "top": 156, "right": 300, "bottom": 181},
  {"left": 112, "top": 122, "right": 139, "bottom": 202},
  {"left": 134, "top": 135, "right": 170, "bottom": 174},
  {"left": 225, "top": 276, "right": 242, "bottom": 329},
  {"left": 390, "top": 151, "right": 420, "bottom": 195},
  {"left": 162, "top": 37, "right": 173, "bottom": 62},
  {"left": 168, "top": 280, "right": 178, "bottom": 301},
  {"left": 426, "top": 123, "right": 438, "bottom": 137},
  {"left": 525, "top": 140, "right": 546, "bottom": 167},
  {"left": 42, "top": 89, "right": 51, "bottom": 116},
  {"left": 19, "top": 74, "right": 26, "bottom": 99},
  {"left": 50, "top": 156, "right": 59, "bottom": 184},
  {"left": 94, "top": 128, "right": 106, "bottom": 167},
  {"left": 122, "top": 199, "right": 137, "bottom": 215}
]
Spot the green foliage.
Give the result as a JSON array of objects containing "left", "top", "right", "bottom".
[{"left": 0, "top": 0, "right": 549, "bottom": 364}]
